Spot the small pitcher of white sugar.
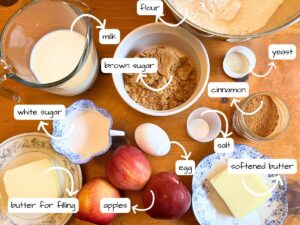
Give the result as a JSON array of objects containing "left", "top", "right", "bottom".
[{"left": 51, "top": 100, "right": 125, "bottom": 164}]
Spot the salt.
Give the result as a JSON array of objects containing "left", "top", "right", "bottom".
[{"left": 188, "top": 119, "right": 210, "bottom": 140}]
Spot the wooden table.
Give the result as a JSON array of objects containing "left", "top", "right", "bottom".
[{"left": 0, "top": 0, "right": 299, "bottom": 224}]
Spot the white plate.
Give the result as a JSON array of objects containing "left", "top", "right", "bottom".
[
  {"left": 0, "top": 133, "right": 82, "bottom": 225},
  {"left": 192, "top": 144, "right": 288, "bottom": 225}
]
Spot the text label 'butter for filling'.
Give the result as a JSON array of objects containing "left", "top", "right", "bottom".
[{"left": 8, "top": 198, "right": 79, "bottom": 214}]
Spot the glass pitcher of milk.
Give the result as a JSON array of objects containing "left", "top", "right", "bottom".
[{"left": 0, "top": 0, "right": 98, "bottom": 99}]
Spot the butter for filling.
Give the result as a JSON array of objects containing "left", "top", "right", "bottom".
[
  {"left": 4, "top": 158, "right": 62, "bottom": 198},
  {"left": 210, "top": 168, "right": 272, "bottom": 219}
]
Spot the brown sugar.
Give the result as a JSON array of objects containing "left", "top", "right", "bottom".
[
  {"left": 124, "top": 47, "right": 197, "bottom": 110},
  {"left": 244, "top": 95, "right": 279, "bottom": 137}
]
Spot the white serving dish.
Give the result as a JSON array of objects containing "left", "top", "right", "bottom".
[{"left": 112, "top": 23, "right": 210, "bottom": 116}]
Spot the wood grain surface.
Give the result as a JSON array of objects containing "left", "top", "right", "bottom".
[{"left": 0, "top": 0, "right": 299, "bottom": 225}]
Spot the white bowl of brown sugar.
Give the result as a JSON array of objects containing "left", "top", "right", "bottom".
[{"left": 112, "top": 23, "right": 210, "bottom": 116}]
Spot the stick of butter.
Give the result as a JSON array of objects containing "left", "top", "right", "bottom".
[
  {"left": 210, "top": 168, "right": 272, "bottom": 219},
  {"left": 4, "top": 158, "right": 62, "bottom": 198}
]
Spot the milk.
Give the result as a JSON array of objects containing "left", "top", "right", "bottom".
[{"left": 30, "top": 30, "right": 98, "bottom": 96}]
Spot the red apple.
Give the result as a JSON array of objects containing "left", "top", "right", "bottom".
[
  {"left": 77, "top": 178, "right": 120, "bottom": 225},
  {"left": 143, "top": 172, "right": 191, "bottom": 219},
  {"left": 105, "top": 145, "right": 151, "bottom": 191}
]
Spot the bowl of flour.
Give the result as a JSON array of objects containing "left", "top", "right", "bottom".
[{"left": 165, "top": 0, "right": 300, "bottom": 41}]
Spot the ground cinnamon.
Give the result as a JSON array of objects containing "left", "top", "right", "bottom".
[{"left": 244, "top": 95, "right": 279, "bottom": 137}]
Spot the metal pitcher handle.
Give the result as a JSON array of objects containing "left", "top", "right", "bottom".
[
  {"left": 110, "top": 130, "right": 126, "bottom": 137},
  {"left": 0, "top": 59, "right": 21, "bottom": 102}
]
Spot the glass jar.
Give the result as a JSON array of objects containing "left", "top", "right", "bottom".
[{"left": 232, "top": 92, "right": 290, "bottom": 141}]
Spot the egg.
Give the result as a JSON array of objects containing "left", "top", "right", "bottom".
[{"left": 135, "top": 123, "right": 171, "bottom": 156}]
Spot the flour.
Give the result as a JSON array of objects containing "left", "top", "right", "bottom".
[{"left": 173, "top": 0, "right": 285, "bottom": 35}]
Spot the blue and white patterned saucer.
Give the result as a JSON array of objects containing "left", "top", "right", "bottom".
[{"left": 192, "top": 144, "right": 288, "bottom": 225}]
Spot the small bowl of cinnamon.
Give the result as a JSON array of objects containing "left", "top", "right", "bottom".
[{"left": 232, "top": 92, "right": 290, "bottom": 141}]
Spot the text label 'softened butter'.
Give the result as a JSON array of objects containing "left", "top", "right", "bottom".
[{"left": 228, "top": 159, "right": 297, "bottom": 174}]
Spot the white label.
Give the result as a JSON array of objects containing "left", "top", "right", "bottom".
[
  {"left": 99, "top": 29, "right": 120, "bottom": 45},
  {"left": 101, "top": 58, "right": 158, "bottom": 74},
  {"left": 214, "top": 138, "right": 234, "bottom": 153},
  {"left": 175, "top": 160, "right": 195, "bottom": 176},
  {"left": 208, "top": 82, "right": 249, "bottom": 98},
  {"left": 228, "top": 159, "right": 297, "bottom": 174},
  {"left": 137, "top": 0, "right": 164, "bottom": 16},
  {"left": 14, "top": 105, "right": 65, "bottom": 120},
  {"left": 100, "top": 198, "right": 131, "bottom": 213},
  {"left": 269, "top": 44, "right": 296, "bottom": 60},
  {"left": 8, "top": 198, "right": 79, "bottom": 214}
]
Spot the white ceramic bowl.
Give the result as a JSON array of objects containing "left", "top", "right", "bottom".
[
  {"left": 187, "top": 107, "right": 222, "bottom": 143},
  {"left": 223, "top": 46, "right": 256, "bottom": 79},
  {"left": 112, "top": 23, "right": 210, "bottom": 116}
]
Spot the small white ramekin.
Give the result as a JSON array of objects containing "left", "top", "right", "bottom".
[
  {"left": 187, "top": 107, "right": 221, "bottom": 143},
  {"left": 223, "top": 46, "right": 256, "bottom": 79},
  {"left": 112, "top": 23, "right": 210, "bottom": 117}
]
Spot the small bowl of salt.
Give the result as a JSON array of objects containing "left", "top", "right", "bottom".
[
  {"left": 187, "top": 107, "right": 222, "bottom": 143},
  {"left": 223, "top": 46, "right": 256, "bottom": 79}
]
